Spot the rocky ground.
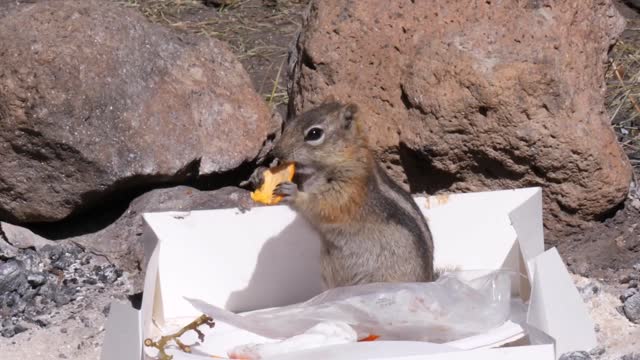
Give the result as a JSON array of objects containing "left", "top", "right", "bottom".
[
  {"left": 0, "top": 0, "right": 639, "bottom": 359},
  {"left": 0, "top": 240, "right": 133, "bottom": 359}
]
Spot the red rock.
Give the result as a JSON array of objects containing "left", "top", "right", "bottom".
[{"left": 288, "top": 0, "right": 632, "bottom": 233}]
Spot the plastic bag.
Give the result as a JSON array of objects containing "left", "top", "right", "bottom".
[{"left": 188, "top": 270, "right": 512, "bottom": 344}]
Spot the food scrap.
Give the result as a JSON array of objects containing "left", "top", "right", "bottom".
[
  {"left": 358, "top": 334, "right": 380, "bottom": 342},
  {"left": 250, "top": 163, "right": 295, "bottom": 205}
]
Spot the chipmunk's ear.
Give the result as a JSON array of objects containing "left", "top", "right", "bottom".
[{"left": 342, "top": 103, "right": 358, "bottom": 129}]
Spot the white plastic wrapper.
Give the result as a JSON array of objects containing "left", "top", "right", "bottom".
[{"left": 188, "top": 270, "right": 512, "bottom": 344}]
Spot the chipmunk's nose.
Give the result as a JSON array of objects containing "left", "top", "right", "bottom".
[{"left": 270, "top": 141, "right": 288, "bottom": 163}]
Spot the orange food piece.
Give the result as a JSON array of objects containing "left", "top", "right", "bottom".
[
  {"left": 358, "top": 334, "right": 380, "bottom": 342},
  {"left": 250, "top": 163, "right": 295, "bottom": 205}
]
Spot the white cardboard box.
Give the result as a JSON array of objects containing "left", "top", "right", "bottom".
[{"left": 100, "top": 187, "right": 597, "bottom": 360}]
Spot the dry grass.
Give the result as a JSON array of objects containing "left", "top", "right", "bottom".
[
  {"left": 607, "top": 40, "right": 640, "bottom": 169},
  {"left": 117, "top": 0, "right": 304, "bottom": 109}
]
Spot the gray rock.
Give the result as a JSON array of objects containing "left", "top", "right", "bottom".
[
  {"left": 0, "top": 236, "right": 18, "bottom": 259},
  {"left": 620, "top": 354, "right": 640, "bottom": 360},
  {"left": 26, "top": 273, "right": 47, "bottom": 288},
  {"left": 0, "top": 223, "right": 53, "bottom": 250},
  {"left": 579, "top": 282, "right": 601, "bottom": 301},
  {"left": 621, "top": 272, "right": 639, "bottom": 284},
  {"left": 621, "top": 288, "right": 638, "bottom": 302},
  {"left": 96, "top": 265, "right": 121, "bottom": 284},
  {"left": 0, "top": 0, "right": 279, "bottom": 223},
  {"left": 0, "top": 260, "right": 27, "bottom": 294},
  {"left": 559, "top": 351, "right": 592, "bottom": 360},
  {"left": 623, "top": 292, "right": 640, "bottom": 324},
  {"left": 589, "top": 346, "right": 605, "bottom": 357}
]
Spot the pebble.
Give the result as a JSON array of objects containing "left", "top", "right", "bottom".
[
  {"left": 27, "top": 272, "right": 47, "bottom": 287},
  {"left": 559, "top": 351, "right": 592, "bottom": 360},
  {"left": 621, "top": 273, "right": 640, "bottom": 284},
  {"left": 623, "top": 292, "right": 640, "bottom": 324},
  {"left": 97, "top": 264, "right": 122, "bottom": 284},
  {"left": 0, "top": 259, "right": 27, "bottom": 294},
  {"left": 579, "top": 282, "right": 601, "bottom": 301},
  {"left": 620, "top": 354, "right": 640, "bottom": 360},
  {"left": 621, "top": 288, "right": 638, "bottom": 302},
  {"left": 589, "top": 346, "right": 606, "bottom": 357}
]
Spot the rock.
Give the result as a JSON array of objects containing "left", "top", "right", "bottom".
[
  {"left": 0, "top": 0, "right": 279, "bottom": 223},
  {"left": 623, "top": 292, "right": 640, "bottom": 323},
  {"left": 96, "top": 265, "right": 122, "bottom": 284},
  {"left": 620, "top": 354, "right": 640, "bottom": 360},
  {"left": 26, "top": 273, "right": 47, "bottom": 288},
  {"left": 0, "top": 236, "right": 18, "bottom": 259},
  {"left": 578, "top": 282, "right": 601, "bottom": 302},
  {"left": 42, "top": 186, "right": 254, "bottom": 271},
  {"left": 621, "top": 272, "right": 640, "bottom": 284},
  {"left": 621, "top": 288, "right": 638, "bottom": 302},
  {"left": 0, "top": 223, "right": 54, "bottom": 250},
  {"left": 559, "top": 352, "right": 592, "bottom": 360},
  {"left": 589, "top": 346, "right": 606, "bottom": 357},
  {"left": 0, "top": 259, "right": 27, "bottom": 294},
  {"left": 288, "top": 0, "right": 632, "bottom": 234}
]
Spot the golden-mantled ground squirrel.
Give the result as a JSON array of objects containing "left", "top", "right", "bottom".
[{"left": 252, "top": 102, "right": 434, "bottom": 288}]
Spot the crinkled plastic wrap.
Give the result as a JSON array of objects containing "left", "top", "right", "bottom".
[{"left": 188, "top": 270, "right": 512, "bottom": 343}]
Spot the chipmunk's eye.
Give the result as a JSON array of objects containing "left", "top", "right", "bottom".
[{"left": 304, "top": 127, "right": 325, "bottom": 145}]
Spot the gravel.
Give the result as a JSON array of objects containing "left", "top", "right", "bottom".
[
  {"left": 0, "top": 243, "right": 130, "bottom": 338},
  {"left": 560, "top": 351, "right": 593, "bottom": 360}
]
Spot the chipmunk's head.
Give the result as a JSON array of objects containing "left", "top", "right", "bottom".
[{"left": 272, "top": 101, "right": 367, "bottom": 174}]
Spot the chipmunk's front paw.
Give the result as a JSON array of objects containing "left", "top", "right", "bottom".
[
  {"left": 273, "top": 181, "right": 298, "bottom": 202},
  {"left": 240, "top": 166, "right": 268, "bottom": 189}
]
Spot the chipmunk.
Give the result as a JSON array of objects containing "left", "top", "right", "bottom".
[{"left": 251, "top": 101, "right": 434, "bottom": 288}]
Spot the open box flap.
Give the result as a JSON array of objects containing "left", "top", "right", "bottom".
[
  {"left": 100, "top": 302, "right": 142, "bottom": 360},
  {"left": 508, "top": 189, "right": 544, "bottom": 284},
  {"left": 507, "top": 189, "right": 596, "bottom": 357},
  {"left": 527, "top": 248, "right": 597, "bottom": 358}
]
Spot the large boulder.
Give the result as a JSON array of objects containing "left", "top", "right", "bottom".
[
  {"left": 288, "top": 0, "right": 633, "bottom": 234},
  {"left": 0, "top": 0, "right": 279, "bottom": 223}
]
